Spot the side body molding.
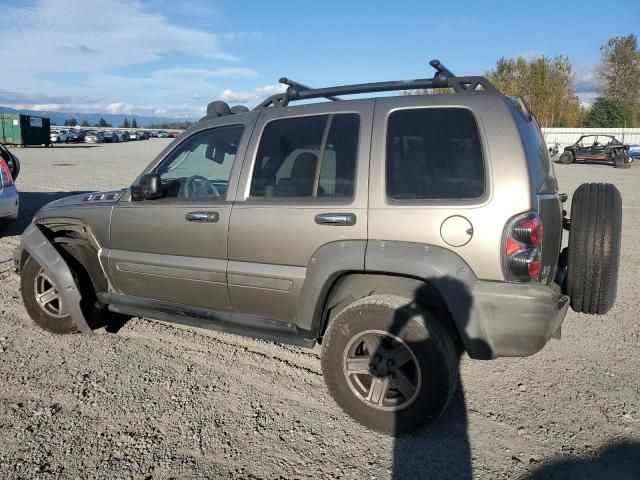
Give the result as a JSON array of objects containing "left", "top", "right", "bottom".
[{"left": 20, "top": 223, "right": 92, "bottom": 334}]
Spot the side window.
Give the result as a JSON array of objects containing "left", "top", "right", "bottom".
[
  {"left": 386, "top": 108, "right": 485, "bottom": 200},
  {"left": 155, "top": 124, "right": 244, "bottom": 199},
  {"left": 250, "top": 113, "right": 359, "bottom": 199}
]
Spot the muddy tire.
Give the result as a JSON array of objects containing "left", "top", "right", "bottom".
[
  {"left": 558, "top": 151, "right": 574, "bottom": 164},
  {"left": 613, "top": 154, "right": 630, "bottom": 169},
  {"left": 321, "top": 295, "right": 459, "bottom": 435},
  {"left": 566, "top": 183, "right": 622, "bottom": 314}
]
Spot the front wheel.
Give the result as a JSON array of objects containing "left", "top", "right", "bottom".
[
  {"left": 558, "top": 151, "right": 574, "bottom": 164},
  {"left": 21, "top": 256, "right": 79, "bottom": 334},
  {"left": 321, "top": 295, "right": 459, "bottom": 435}
]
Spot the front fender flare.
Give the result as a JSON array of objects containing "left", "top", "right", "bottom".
[{"left": 20, "top": 223, "right": 92, "bottom": 334}]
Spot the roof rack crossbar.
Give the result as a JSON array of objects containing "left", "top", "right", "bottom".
[
  {"left": 279, "top": 77, "right": 341, "bottom": 102},
  {"left": 254, "top": 60, "right": 498, "bottom": 109}
]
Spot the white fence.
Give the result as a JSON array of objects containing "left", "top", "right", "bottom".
[{"left": 541, "top": 128, "right": 640, "bottom": 148}]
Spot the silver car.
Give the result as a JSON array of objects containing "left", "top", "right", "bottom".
[
  {"left": 0, "top": 156, "right": 18, "bottom": 231},
  {"left": 84, "top": 131, "right": 105, "bottom": 143}
]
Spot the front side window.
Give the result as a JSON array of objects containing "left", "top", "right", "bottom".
[
  {"left": 386, "top": 108, "right": 485, "bottom": 200},
  {"left": 155, "top": 124, "right": 244, "bottom": 199},
  {"left": 250, "top": 113, "right": 359, "bottom": 199}
]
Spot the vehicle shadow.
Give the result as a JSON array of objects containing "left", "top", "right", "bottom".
[
  {"left": 4, "top": 191, "right": 92, "bottom": 236},
  {"left": 50, "top": 144, "right": 101, "bottom": 148},
  {"left": 373, "top": 278, "right": 488, "bottom": 479},
  {"left": 524, "top": 440, "right": 640, "bottom": 479},
  {"left": 553, "top": 159, "right": 614, "bottom": 167}
]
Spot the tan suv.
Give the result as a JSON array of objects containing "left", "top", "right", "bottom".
[{"left": 14, "top": 61, "right": 622, "bottom": 435}]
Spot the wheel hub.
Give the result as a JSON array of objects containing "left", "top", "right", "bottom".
[
  {"left": 342, "top": 329, "right": 421, "bottom": 411},
  {"left": 34, "top": 268, "right": 67, "bottom": 318}
]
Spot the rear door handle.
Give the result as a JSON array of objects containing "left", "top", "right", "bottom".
[
  {"left": 315, "top": 213, "right": 356, "bottom": 226},
  {"left": 185, "top": 211, "right": 219, "bottom": 223}
]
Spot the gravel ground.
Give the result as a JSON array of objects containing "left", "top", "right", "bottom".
[{"left": 0, "top": 142, "right": 638, "bottom": 479}]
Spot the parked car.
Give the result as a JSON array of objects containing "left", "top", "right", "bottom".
[
  {"left": 0, "top": 156, "right": 19, "bottom": 232},
  {"left": 67, "top": 130, "right": 89, "bottom": 143},
  {"left": 157, "top": 131, "right": 170, "bottom": 138},
  {"left": 84, "top": 131, "right": 105, "bottom": 144},
  {"left": 0, "top": 143, "right": 21, "bottom": 180},
  {"left": 128, "top": 131, "right": 141, "bottom": 141},
  {"left": 12, "top": 61, "right": 623, "bottom": 435},
  {"left": 50, "top": 129, "right": 69, "bottom": 143},
  {"left": 559, "top": 134, "right": 631, "bottom": 168},
  {"left": 139, "top": 131, "right": 150, "bottom": 140},
  {"left": 115, "top": 131, "right": 130, "bottom": 142},
  {"left": 627, "top": 144, "right": 640, "bottom": 160},
  {"left": 102, "top": 131, "right": 120, "bottom": 143}
]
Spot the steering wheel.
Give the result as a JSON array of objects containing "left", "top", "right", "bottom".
[{"left": 185, "top": 175, "right": 220, "bottom": 198}]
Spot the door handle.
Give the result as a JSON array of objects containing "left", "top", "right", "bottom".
[
  {"left": 185, "top": 211, "right": 219, "bottom": 223},
  {"left": 315, "top": 213, "right": 356, "bottom": 226}
]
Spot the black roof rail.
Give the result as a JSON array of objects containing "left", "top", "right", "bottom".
[{"left": 254, "top": 59, "right": 498, "bottom": 110}]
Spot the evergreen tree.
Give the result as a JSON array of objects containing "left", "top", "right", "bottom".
[
  {"left": 122, "top": 118, "right": 130, "bottom": 128},
  {"left": 131, "top": 118, "right": 138, "bottom": 129},
  {"left": 583, "top": 97, "right": 633, "bottom": 128},
  {"left": 81, "top": 120, "right": 90, "bottom": 127}
]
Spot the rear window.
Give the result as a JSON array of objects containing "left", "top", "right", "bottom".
[{"left": 386, "top": 108, "right": 485, "bottom": 200}]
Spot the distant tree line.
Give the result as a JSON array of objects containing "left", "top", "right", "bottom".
[
  {"left": 406, "top": 34, "right": 640, "bottom": 128},
  {"left": 146, "top": 121, "right": 193, "bottom": 130}
]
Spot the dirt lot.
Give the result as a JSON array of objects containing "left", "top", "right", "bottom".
[{"left": 0, "top": 141, "right": 638, "bottom": 479}]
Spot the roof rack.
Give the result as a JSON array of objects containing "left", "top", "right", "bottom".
[{"left": 254, "top": 59, "right": 499, "bottom": 110}]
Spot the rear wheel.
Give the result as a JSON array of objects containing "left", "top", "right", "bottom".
[
  {"left": 558, "top": 151, "right": 574, "bottom": 164},
  {"left": 566, "top": 183, "right": 622, "bottom": 314},
  {"left": 321, "top": 295, "right": 459, "bottom": 435},
  {"left": 613, "top": 153, "right": 630, "bottom": 169}
]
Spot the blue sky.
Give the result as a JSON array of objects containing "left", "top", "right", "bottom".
[{"left": 0, "top": 0, "right": 638, "bottom": 118}]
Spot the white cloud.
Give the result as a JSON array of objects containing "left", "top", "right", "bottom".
[
  {"left": 106, "top": 102, "right": 134, "bottom": 115},
  {"left": 513, "top": 50, "right": 544, "bottom": 61},
  {"left": 220, "top": 84, "right": 287, "bottom": 104},
  {"left": 0, "top": 0, "right": 261, "bottom": 117},
  {"left": 222, "top": 31, "right": 264, "bottom": 41}
]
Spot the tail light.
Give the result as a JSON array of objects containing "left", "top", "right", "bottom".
[
  {"left": 503, "top": 212, "right": 542, "bottom": 281},
  {"left": 0, "top": 160, "right": 14, "bottom": 187}
]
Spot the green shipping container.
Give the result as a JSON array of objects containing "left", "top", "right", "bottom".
[{"left": 0, "top": 114, "right": 51, "bottom": 146}]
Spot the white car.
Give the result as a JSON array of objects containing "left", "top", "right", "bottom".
[
  {"left": 0, "top": 156, "right": 19, "bottom": 231},
  {"left": 129, "top": 131, "right": 140, "bottom": 141},
  {"left": 50, "top": 129, "right": 69, "bottom": 143}
]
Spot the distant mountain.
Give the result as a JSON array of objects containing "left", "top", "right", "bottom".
[{"left": 0, "top": 105, "right": 196, "bottom": 127}]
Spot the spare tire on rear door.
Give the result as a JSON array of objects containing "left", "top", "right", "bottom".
[{"left": 566, "top": 183, "right": 622, "bottom": 314}]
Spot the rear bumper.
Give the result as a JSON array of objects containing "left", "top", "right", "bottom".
[{"left": 470, "top": 280, "right": 569, "bottom": 358}]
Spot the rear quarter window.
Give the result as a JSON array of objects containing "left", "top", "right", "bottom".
[{"left": 386, "top": 108, "right": 485, "bottom": 200}]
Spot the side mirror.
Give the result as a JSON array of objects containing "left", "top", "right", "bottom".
[{"left": 131, "top": 173, "right": 164, "bottom": 201}]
